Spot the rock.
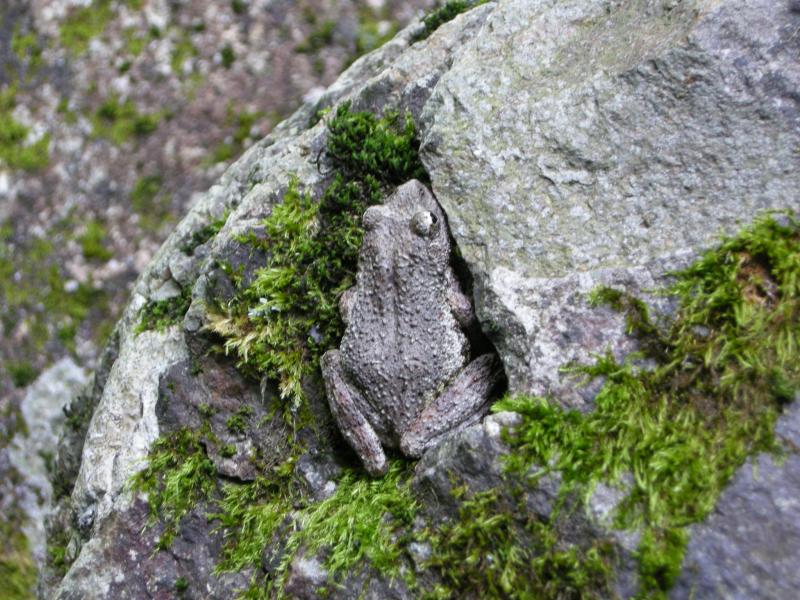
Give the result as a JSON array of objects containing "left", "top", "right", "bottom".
[
  {"left": 44, "top": 0, "right": 800, "bottom": 597},
  {"left": 421, "top": 0, "right": 800, "bottom": 410},
  {"left": 53, "top": 496, "right": 251, "bottom": 600},
  {"left": 69, "top": 314, "right": 188, "bottom": 532},
  {"left": 5, "top": 358, "right": 89, "bottom": 567},
  {"left": 48, "top": 7, "right": 497, "bottom": 598},
  {"left": 671, "top": 401, "right": 800, "bottom": 600}
]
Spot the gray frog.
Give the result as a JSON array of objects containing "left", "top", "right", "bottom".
[{"left": 321, "top": 179, "right": 502, "bottom": 476}]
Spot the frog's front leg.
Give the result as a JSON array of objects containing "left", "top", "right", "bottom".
[
  {"left": 321, "top": 350, "right": 388, "bottom": 476},
  {"left": 400, "top": 354, "right": 502, "bottom": 458}
]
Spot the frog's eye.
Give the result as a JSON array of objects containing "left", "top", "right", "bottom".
[{"left": 411, "top": 211, "right": 439, "bottom": 238}]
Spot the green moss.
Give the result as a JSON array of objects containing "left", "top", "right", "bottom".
[
  {"left": 171, "top": 33, "right": 198, "bottom": 74},
  {"left": 8, "top": 361, "right": 39, "bottom": 388},
  {"left": 425, "top": 487, "right": 614, "bottom": 599},
  {"left": 175, "top": 576, "right": 189, "bottom": 592},
  {"left": 1, "top": 508, "right": 37, "bottom": 599},
  {"left": 135, "top": 288, "right": 192, "bottom": 334},
  {"left": 0, "top": 87, "right": 50, "bottom": 172},
  {"left": 208, "top": 103, "right": 425, "bottom": 416},
  {"left": 355, "top": 17, "right": 396, "bottom": 57},
  {"left": 494, "top": 213, "right": 800, "bottom": 595},
  {"left": 59, "top": 0, "right": 113, "bottom": 55},
  {"left": 0, "top": 224, "right": 109, "bottom": 364},
  {"left": 220, "top": 44, "right": 236, "bottom": 69},
  {"left": 11, "top": 25, "right": 43, "bottom": 72},
  {"left": 412, "top": 0, "right": 489, "bottom": 43},
  {"left": 296, "top": 20, "right": 336, "bottom": 54},
  {"left": 212, "top": 460, "right": 416, "bottom": 597},
  {"left": 231, "top": 0, "right": 247, "bottom": 14},
  {"left": 78, "top": 220, "right": 113, "bottom": 262},
  {"left": 56, "top": 97, "right": 79, "bottom": 125},
  {"left": 130, "top": 175, "right": 172, "bottom": 232},
  {"left": 123, "top": 26, "right": 147, "bottom": 57},
  {"left": 226, "top": 405, "right": 254, "bottom": 435},
  {"left": 131, "top": 429, "right": 217, "bottom": 549},
  {"left": 91, "top": 95, "right": 162, "bottom": 145},
  {"left": 130, "top": 175, "right": 162, "bottom": 211}
]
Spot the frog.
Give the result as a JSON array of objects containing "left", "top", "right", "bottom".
[{"left": 320, "top": 179, "right": 502, "bottom": 476}]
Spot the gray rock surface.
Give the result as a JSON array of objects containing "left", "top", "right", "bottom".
[
  {"left": 5, "top": 359, "right": 88, "bottom": 567},
  {"left": 421, "top": 0, "right": 800, "bottom": 409},
  {"left": 671, "top": 401, "right": 800, "bottom": 600}
]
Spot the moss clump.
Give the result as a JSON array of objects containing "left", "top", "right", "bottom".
[
  {"left": 171, "top": 33, "right": 198, "bottom": 75},
  {"left": 412, "top": 0, "right": 489, "bottom": 43},
  {"left": 212, "top": 460, "right": 416, "bottom": 597},
  {"left": 123, "top": 26, "right": 147, "bottom": 57},
  {"left": 296, "top": 20, "right": 336, "bottom": 54},
  {"left": 78, "top": 220, "right": 113, "bottom": 262},
  {"left": 7, "top": 361, "right": 39, "bottom": 388},
  {"left": 92, "top": 95, "right": 162, "bottom": 145},
  {"left": 0, "top": 512, "right": 37, "bottom": 600},
  {"left": 494, "top": 213, "right": 800, "bottom": 595},
  {"left": 220, "top": 44, "right": 236, "bottom": 69},
  {"left": 425, "top": 487, "right": 614, "bottom": 600},
  {"left": 130, "top": 175, "right": 172, "bottom": 232},
  {"left": 0, "top": 224, "right": 109, "bottom": 365},
  {"left": 131, "top": 429, "right": 217, "bottom": 549},
  {"left": 0, "top": 87, "right": 50, "bottom": 172},
  {"left": 209, "top": 102, "right": 425, "bottom": 415},
  {"left": 134, "top": 428, "right": 416, "bottom": 597},
  {"left": 59, "top": 0, "right": 113, "bottom": 55},
  {"left": 135, "top": 288, "right": 192, "bottom": 334},
  {"left": 11, "top": 25, "right": 43, "bottom": 73}
]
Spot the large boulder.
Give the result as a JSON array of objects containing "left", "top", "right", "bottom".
[
  {"left": 421, "top": 0, "right": 800, "bottom": 410},
  {"left": 45, "top": 1, "right": 800, "bottom": 598}
]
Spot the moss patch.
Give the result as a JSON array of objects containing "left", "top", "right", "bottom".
[
  {"left": 494, "top": 213, "right": 800, "bottom": 595},
  {"left": 208, "top": 102, "right": 425, "bottom": 416},
  {"left": 139, "top": 439, "right": 416, "bottom": 598},
  {"left": 425, "top": 486, "right": 614, "bottom": 599},
  {"left": 91, "top": 95, "right": 163, "bottom": 145},
  {"left": 130, "top": 175, "right": 172, "bottom": 232},
  {"left": 0, "top": 225, "right": 109, "bottom": 368},
  {"left": 59, "top": 0, "right": 113, "bottom": 55},
  {"left": 0, "top": 494, "right": 37, "bottom": 600},
  {"left": 78, "top": 220, "right": 113, "bottom": 262},
  {"left": 296, "top": 20, "right": 336, "bottom": 54},
  {"left": 131, "top": 429, "right": 216, "bottom": 549},
  {"left": 0, "top": 86, "right": 50, "bottom": 172},
  {"left": 135, "top": 287, "right": 192, "bottom": 334},
  {"left": 171, "top": 33, "right": 198, "bottom": 75},
  {"left": 11, "top": 24, "right": 43, "bottom": 74},
  {"left": 412, "top": 0, "right": 489, "bottom": 43}
]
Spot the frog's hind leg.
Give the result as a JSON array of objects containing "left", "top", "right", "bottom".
[
  {"left": 321, "top": 350, "right": 389, "bottom": 477},
  {"left": 400, "top": 354, "right": 502, "bottom": 458}
]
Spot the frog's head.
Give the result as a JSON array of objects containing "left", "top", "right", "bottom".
[{"left": 361, "top": 180, "right": 450, "bottom": 274}]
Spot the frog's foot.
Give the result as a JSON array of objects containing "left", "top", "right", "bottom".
[
  {"left": 400, "top": 353, "right": 503, "bottom": 458},
  {"left": 321, "top": 350, "right": 388, "bottom": 477}
]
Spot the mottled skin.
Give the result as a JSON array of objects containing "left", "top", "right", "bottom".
[{"left": 321, "top": 180, "right": 501, "bottom": 476}]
